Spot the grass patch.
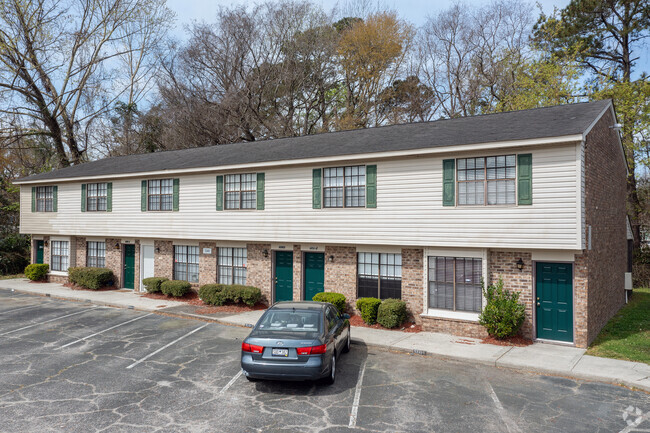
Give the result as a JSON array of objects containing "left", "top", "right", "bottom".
[
  {"left": 587, "top": 288, "right": 650, "bottom": 364},
  {"left": 0, "top": 274, "right": 25, "bottom": 280}
]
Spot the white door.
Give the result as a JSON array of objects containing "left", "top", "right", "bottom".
[{"left": 140, "top": 245, "right": 155, "bottom": 292}]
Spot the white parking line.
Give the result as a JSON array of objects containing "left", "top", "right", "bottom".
[
  {"left": 220, "top": 370, "right": 243, "bottom": 394},
  {"left": 0, "top": 304, "right": 45, "bottom": 315},
  {"left": 348, "top": 359, "right": 367, "bottom": 429},
  {"left": 126, "top": 323, "right": 209, "bottom": 369},
  {"left": 486, "top": 382, "right": 522, "bottom": 433},
  {"left": 58, "top": 313, "right": 154, "bottom": 349},
  {"left": 0, "top": 307, "right": 98, "bottom": 336}
]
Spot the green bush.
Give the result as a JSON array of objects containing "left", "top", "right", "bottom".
[
  {"left": 142, "top": 277, "right": 169, "bottom": 293},
  {"left": 478, "top": 279, "right": 526, "bottom": 339},
  {"left": 24, "top": 263, "right": 49, "bottom": 281},
  {"left": 68, "top": 267, "right": 114, "bottom": 290},
  {"left": 160, "top": 280, "right": 191, "bottom": 297},
  {"left": 199, "top": 284, "right": 262, "bottom": 306},
  {"left": 312, "top": 292, "right": 346, "bottom": 314},
  {"left": 356, "top": 297, "right": 382, "bottom": 324},
  {"left": 377, "top": 299, "right": 407, "bottom": 328}
]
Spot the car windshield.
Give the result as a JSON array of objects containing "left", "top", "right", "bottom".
[{"left": 257, "top": 310, "right": 322, "bottom": 334}]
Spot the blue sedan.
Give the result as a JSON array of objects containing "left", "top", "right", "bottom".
[{"left": 241, "top": 301, "right": 351, "bottom": 384}]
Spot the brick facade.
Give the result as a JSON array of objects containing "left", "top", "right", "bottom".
[
  {"left": 75, "top": 237, "right": 87, "bottom": 268},
  {"left": 488, "top": 251, "right": 534, "bottom": 340},
  {"left": 247, "top": 243, "right": 272, "bottom": 304},
  {"left": 401, "top": 248, "right": 424, "bottom": 321},
  {"left": 583, "top": 109, "right": 627, "bottom": 345},
  {"left": 105, "top": 238, "right": 123, "bottom": 287},
  {"left": 324, "top": 246, "right": 357, "bottom": 312},
  {"left": 154, "top": 240, "right": 174, "bottom": 281},
  {"left": 574, "top": 253, "right": 589, "bottom": 347},
  {"left": 292, "top": 245, "right": 302, "bottom": 301},
  {"left": 199, "top": 242, "right": 217, "bottom": 287}
]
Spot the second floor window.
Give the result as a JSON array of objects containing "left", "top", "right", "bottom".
[
  {"left": 86, "top": 183, "right": 108, "bottom": 211},
  {"left": 457, "top": 155, "right": 516, "bottom": 205},
  {"left": 174, "top": 245, "right": 199, "bottom": 283},
  {"left": 218, "top": 247, "right": 247, "bottom": 285},
  {"left": 51, "top": 240, "right": 69, "bottom": 272},
  {"left": 225, "top": 174, "right": 256, "bottom": 210},
  {"left": 87, "top": 241, "right": 106, "bottom": 267},
  {"left": 36, "top": 186, "right": 54, "bottom": 212},
  {"left": 324, "top": 165, "right": 365, "bottom": 208},
  {"left": 148, "top": 179, "right": 173, "bottom": 211}
]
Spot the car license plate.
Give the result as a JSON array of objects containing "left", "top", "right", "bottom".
[{"left": 272, "top": 348, "right": 288, "bottom": 357}]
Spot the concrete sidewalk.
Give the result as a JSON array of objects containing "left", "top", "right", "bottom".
[{"left": 1, "top": 278, "right": 648, "bottom": 393}]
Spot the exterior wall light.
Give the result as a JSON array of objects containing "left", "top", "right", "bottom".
[
  {"left": 328, "top": 255, "right": 334, "bottom": 263},
  {"left": 155, "top": 247, "right": 160, "bottom": 253},
  {"left": 114, "top": 242, "right": 120, "bottom": 250},
  {"left": 263, "top": 249, "right": 269, "bottom": 258},
  {"left": 516, "top": 258, "right": 524, "bottom": 270}
]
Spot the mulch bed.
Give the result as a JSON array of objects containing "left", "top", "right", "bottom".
[
  {"left": 482, "top": 335, "right": 533, "bottom": 347},
  {"left": 348, "top": 314, "right": 422, "bottom": 333},
  {"left": 63, "top": 282, "right": 117, "bottom": 292},
  {"left": 141, "top": 291, "right": 267, "bottom": 314}
]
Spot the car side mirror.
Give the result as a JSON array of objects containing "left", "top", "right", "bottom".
[{"left": 342, "top": 313, "right": 350, "bottom": 320}]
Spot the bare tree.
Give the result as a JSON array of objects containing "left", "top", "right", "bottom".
[{"left": 0, "top": 0, "right": 174, "bottom": 167}]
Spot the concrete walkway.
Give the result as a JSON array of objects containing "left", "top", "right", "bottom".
[{"left": 1, "top": 278, "right": 648, "bottom": 393}]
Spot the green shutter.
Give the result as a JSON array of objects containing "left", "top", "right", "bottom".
[
  {"left": 256, "top": 172, "right": 265, "bottom": 210},
  {"left": 173, "top": 178, "right": 180, "bottom": 211},
  {"left": 366, "top": 165, "right": 377, "bottom": 208},
  {"left": 141, "top": 180, "right": 147, "bottom": 212},
  {"left": 31, "top": 187, "right": 36, "bottom": 212},
  {"left": 216, "top": 175, "right": 223, "bottom": 211},
  {"left": 52, "top": 186, "right": 58, "bottom": 212},
  {"left": 312, "top": 168, "right": 322, "bottom": 209},
  {"left": 517, "top": 153, "right": 532, "bottom": 205},
  {"left": 81, "top": 184, "right": 86, "bottom": 212},
  {"left": 442, "top": 159, "right": 455, "bottom": 206},
  {"left": 106, "top": 183, "right": 112, "bottom": 212}
]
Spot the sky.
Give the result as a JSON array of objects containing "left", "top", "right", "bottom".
[{"left": 165, "top": 0, "right": 570, "bottom": 31}]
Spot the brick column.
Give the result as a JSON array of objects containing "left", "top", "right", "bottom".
[
  {"left": 105, "top": 238, "right": 122, "bottom": 287},
  {"left": 43, "top": 236, "right": 50, "bottom": 267},
  {"left": 154, "top": 240, "right": 173, "bottom": 280},
  {"left": 134, "top": 241, "right": 141, "bottom": 291},
  {"left": 246, "top": 243, "right": 272, "bottom": 304},
  {"left": 75, "top": 237, "right": 87, "bottom": 268},
  {"left": 293, "top": 245, "right": 302, "bottom": 301},
  {"left": 199, "top": 242, "right": 217, "bottom": 286},
  {"left": 324, "top": 246, "right": 357, "bottom": 312},
  {"left": 401, "top": 248, "right": 424, "bottom": 321},
  {"left": 574, "top": 253, "right": 589, "bottom": 348},
  {"left": 488, "top": 251, "right": 534, "bottom": 340}
]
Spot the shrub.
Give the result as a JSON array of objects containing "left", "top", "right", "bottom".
[
  {"left": 160, "top": 280, "right": 191, "bottom": 297},
  {"left": 143, "top": 277, "right": 169, "bottom": 293},
  {"left": 356, "top": 297, "right": 382, "bottom": 325},
  {"left": 478, "top": 279, "right": 526, "bottom": 339},
  {"left": 312, "top": 292, "right": 346, "bottom": 314},
  {"left": 377, "top": 299, "right": 407, "bottom": 328},
  {"left": 199, "top": 284, "right": 262, "bottom": 307},
  {"left": 68, "top": 267, "right": 115, "bottom": 290},
  {"left": 24, "top": 263, "right": 49, "bottom": 281}
]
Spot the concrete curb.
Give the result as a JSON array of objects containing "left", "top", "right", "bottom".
[{"left": 4, "top": 285, "right": 649, "bottom": 393}]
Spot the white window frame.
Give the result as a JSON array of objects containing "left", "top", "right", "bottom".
[
  {"left": 87, "top": 241, "right": 106, "bottom": 268},
  {"left": 422, "top": 248, "right": 488, "bottom": 322},
  {"left": 456, "top": 155, "right": 516, "bottom": 206},
  {"left": 50, "top": 240, "right": 70, "bottom": 273},
  {"left": 218, "top": 247, "right": 247, "bottom": 285},
  {"left": 86, "top": 183, "right": 108, "bottom": 212},
  {"left": 224, "top": 173, "right": 257, "bottom": 210}
]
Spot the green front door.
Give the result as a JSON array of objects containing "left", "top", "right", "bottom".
[
  {"left": 274, "top": 251, "right": 293, "bottom": 302},
  {"left": 35, "top": 240, "right": 44, "bottom": 264},
  {"left": 123, "top": 244, "right": 135, "bottom": 290},
  {"left": 304, "top": 253, "right": 324, "bottom": 301},
  {"left": 536, "top": 262, "right": 573, "bottom": 342}
]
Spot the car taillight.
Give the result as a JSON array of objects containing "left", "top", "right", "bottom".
[
  {"left": 296, "top": 344, "right": 327, "bottom": 355},
  {"left": 242, "top": 342, "right": 264, "bottom": 353}
]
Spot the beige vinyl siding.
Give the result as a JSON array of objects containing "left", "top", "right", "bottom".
[{"left": 20, "top": 143, "right": 581, "bottom": 250}]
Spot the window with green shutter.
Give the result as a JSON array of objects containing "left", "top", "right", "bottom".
[
  {"left": 141, "top": 180, "right": 147, "bottom": 212},
  {"left": 443, "top": 159, "right": 455, "bottom": 206},
  {"left": 366, "top": 165, "right": 377, "bottom": 208},
  {"left": 517, "top": 154, "right": 532, "bottom": 205},
  {"left": 33, "top": 186, "right": 56, "bottom": 212},
  {"left": 81, "top": 184, "right": 86, "bottom": 212},
  {"left": 173, "top": 178, "right": 180, "bottom": 211},
  {"left": 256, "top": 173, "right": 265, "bottom": 210},
  {"left": 216, "top": 175, "right": 223, "bottom": 211},
  {"left": 312, "top": 168, "right": 321, "bottom": 209},
  {"left": 143, "top": 179, "right": 174, "bottom": 211},
  {"left": 106, "top": 183, "right": 112, "bottom": 212}
]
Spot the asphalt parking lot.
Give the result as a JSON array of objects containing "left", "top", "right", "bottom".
[{"left": 0, "top": 290, "right": 648, "bottom": 433}]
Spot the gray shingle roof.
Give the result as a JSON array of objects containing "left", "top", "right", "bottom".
[{"left": 16, "top": 99, "right": 611, "bottom": 183}]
